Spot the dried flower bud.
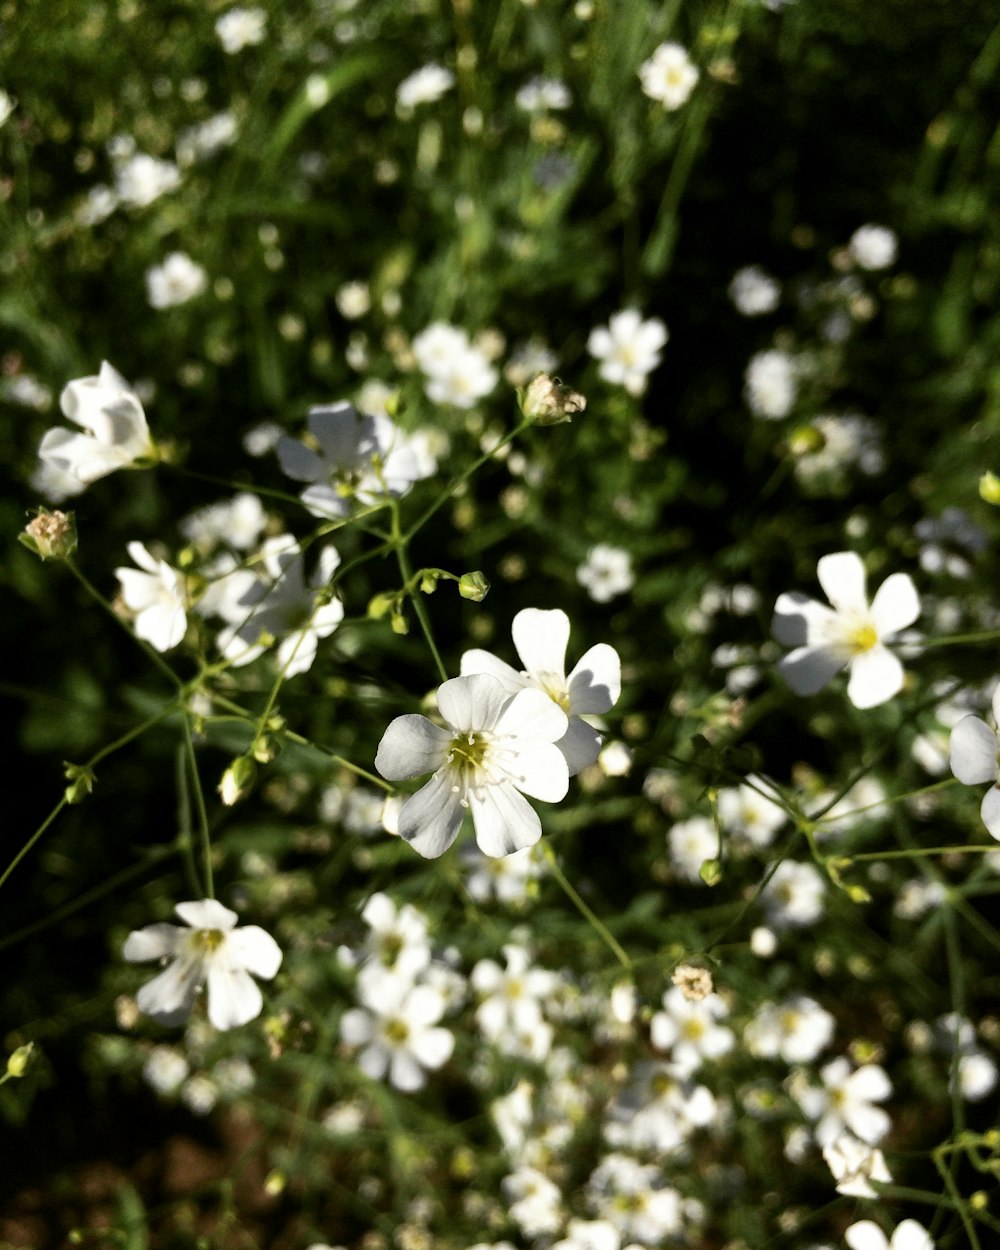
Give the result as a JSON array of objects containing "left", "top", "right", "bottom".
[
  {"left": 671, "top": 963, "right": 714, "bottom": 1001},
  {"left": 20, "top": 510, "right": 77, "bottom": 560},
  {"left": 520, "top": 374, "right": 586, "bottom": 425}
]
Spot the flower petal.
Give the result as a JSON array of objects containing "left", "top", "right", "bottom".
[
  {"left": 398, "top": 771, "right": 465, "bottom": 858},
  {"left": 123, "top": 923, "right": 182, "bottom": 962},
  {"left": 459, "top": 648, "right": 525, "bottom": 695},
  {"left": 844, "top": 1221, "right": 889, "bottom": 1250},
  {"left": 225, "top": 925, "right": 282, "bottom": 979},
  {"left": 376, "top": 715, "right": 450, "bottom": 780},
  {"left": 175, "top": 899, "right": 239, "bottom": 930},
  {"left": 136, "top": 957, "right": 202, "bottom": 1021},
  {"left": 437, "top": 673, "right": 509, "bottom": 733},
  {"left": 276, "top": 436, "right": 323, "bottom": 483},
  {"left": 409, "top": 1024, "right": 455, "bottom": 1070},
  {"left": 778, "top": 644, "right": 844, "bottom": 696},
  {"left": 771, "top": 592, "right": 839, "bottom": 647},
  {"left": 468, "top": 784, "right": 542, "bottom": 857},
  {"left": 206, "top": 965, "right": 263, "bottom": 1030},
  {"left": 494, "top": 686, "right": 568, "bottom": 747},
  {"left": 981, "top": 785, "right": 1000, "bottom": 840},
  {"left": 509, "top": 741, "right": 569, "bottom": 802},
  {"left": 557, "top": 717, "right": 603, "bottom": 776},
  {"left": 950, "top": 716, "right": 998, "bottom": 785},
  {"left": 846, "top": 645, "right": 904, "bottom": 709},
  {"left": 566, "top": 643, "right": 621, "bottom": 715},
  {"left": 817, "top": 551, "right": 868, "bottom": 614},
  {"left": 892, "top": 1220, "right": 934, "bottom": 1250},
  {"left": 511, "top": 608, "right": 570, "bottom": 679},
  {"left": 869, "top": 573, "right": 920, "bottom": 637}
]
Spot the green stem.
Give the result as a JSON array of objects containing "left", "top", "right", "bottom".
[
  {"left": 181, "top": 715, "right": 214, "bottom": 899},
  {"left": 542, "top": 843, "right": 631, "bottom": 972},
  {"left": 392, "top": 502, "right": 449, "bottom": 683}
]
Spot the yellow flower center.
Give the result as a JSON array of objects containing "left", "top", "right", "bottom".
[
  {"left": 449, "top": 731, "right": 490, "bottom": 776},
  {"left": 193, "top": 928, "right": 225, "bottom": 953},
  {"left": 848, "top": 622, "right": 879, "bottom": 653}
]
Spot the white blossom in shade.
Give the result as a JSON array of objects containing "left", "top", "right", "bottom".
[
  {"left": 411, "top": 321, "right": 497, "bottom": 408},
  {"left": 76, "top": 184, "right": 119, "bottom": 226},
  {"left": 846, "top": 1220, "right": 934, "bottom": 1250},
  {"left": 505, "top": 339, "right": 560, "bottom": 387},
  {"left": 0, "top": 89, "right": 15, "bottom": 128},
  {"left": 375, "top": 673, "right": 569, "bottom": 859},
  {"left": 38, "top": 361, "right": 155, "bottom": 491},
  {"left": 795, "top": 1057, "right": 892, "bottom": 1147},
  {"left": 604, "top": 1060, "right": 717, "bottom": 1152},
  {"left": 461, "top": 608, "right": 621, "bottom": 777},
  {"left": 822, "top": 1134, "right": 893, "bottom": 1198},
  {"left": 340, "top": 964, "right": 454, "bottom": 1092},
  {"left": 146, "top": 252, "right": 208, "bottom": 309},
  {"left": 848, "top": 224, "right": 898, "bottom": 271},
  {"left": 491, "top": 1078, "right": 535, "bottom": 1154},
  {"left": 761, "top": 860, "right": 825, "bottom": 928},
  {"left": 728, "top": 265, "right": 781, "bottom": 316},
  {"left": 471, "top": 943, "right": 558, "bottom": 1042},
  {"left": 717, "top": 776, "right": 787, "bottom": 849},
  {"left": 396, "top": 64, "right": 455, "bottom": 111},
  {"left": 115, "top": 542, "right": 188, "bottom": 651},
  {"left": 771, "top": 551, "right": 920, "bottom": 708},
  {"left": 461, "top": 842, "right": 546, "bottom": 904},
  {"left": 586, "top": 1153, "right": 683, "bottom": 1243},
  {"left": 502, "top": 1165, "right": 563, "bottom": 1237},
  {"left": 956, "top": 1050, "right": 998, "bottom": 1101},
  {"left": 114, "top": 153, "right": 182, "bottom": 208},
  {"left": 176, "top": 112, "right": 238, "bottom": 166},
  {"left": 793, "top": 414, "right": 886, "bottom": 487},
  {"left": 213, "top": 535, "right": 344, "bottom": 677},
  {"left": 893, "top": 877, "right": 946, "bottom": 920},
  {"left": 949, "top": 686, "right": 1000, "bottom": 839},
  {"left": 242, "top": 421, "right": 283, "bottom": 457},
  {"left": 215, "top": 6, "right": 267, "bottom": 53},
  {"left": 650, "top": 985, "right": 734, "bottom": 1076},
  {"left": 552, "top": 1220, "right": 620, "bottom": 1250},
  {"left": 335, "top": 281, "right": 371, "bottom": 319},
  {"left": 277, "top": 401, "right": 436, "bottom": 519},
  {"left": 743, "top": 995, "right": 835, "bottom": 1063},
  {"left": 358, "top": 891, "right": 432, "bottom": 982},
  {"left": 744, "top": 349, "right": 797, "bottom": 419},
  {"left": 123, "top": 899, "right": 282, "bottom": 1030},
  {"left": 667, "top": 816, "right": 717, "bottom": 883},
  {"left": 515, "top": 76, "right": 572, "bottom": 112},
  {"left": 587, "top": 309, "right": 668, "bottom": 396},
  {"left": 577, "top": 544, "right": 634, "bottom": 603},
  {"left": 181, "top": 1074, "right": 219, "bottom": 1115},
  {"left": 638, "top": 42, "right": 699, "bottom": 110},
  {"left": 180, "top": 493, "right": 268, "bottom": 553},
  {"left": 143, "top": 1046, "right": 189, "bottom": 1095}
]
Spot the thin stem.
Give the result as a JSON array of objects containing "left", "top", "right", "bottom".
[
  {"left": 542, "top": 843, "right": 631, "bottom": 972},
  {"left": 182, "top": 715, "right": 214, "bottom": 899},
  {"left": 393, "top": 503, "right": 448, "bottom": 683},
  {"left": 813, "top": 776, "right": 959, "bottom": 823}
]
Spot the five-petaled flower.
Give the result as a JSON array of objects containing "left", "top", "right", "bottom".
[
  {"left": 375, "top": 673, "right": 569, "bottom": 858},
  {"left": 771, "top": 551, "right": 920, "bottom": 709},
  {"left": 461, "top": 608, "right": 620, "bottom": 776},
  {"left": 949, "top": 685, "right": 1000, "bottom": 840},
  {"left": 123, "top": 899, "right": 282, "bottom": 1030}
]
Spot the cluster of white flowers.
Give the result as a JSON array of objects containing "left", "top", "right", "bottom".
[
  {"left": 412, "top": 322, "right": 498, "bottom": 408},
  {"left": 729, "top": 265, "right": 781, "bottom": 316},
  {"left": 215, "top": 6, "right": 267, "bottom": 54},
  {"left": 396, "top": 64, "right": 455, "bottom": 112},
  {"left": 145, "top": 251, "right": 208, "bottom": 309},
  {"left": 744, "top": 348, "right": 798, "bottom": 419}
]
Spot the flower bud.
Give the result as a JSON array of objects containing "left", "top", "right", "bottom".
[
  {"left": 519, "top": 374, "right": 586, "bottom": 425},
  {"left": 63, "top": 762, "right": 95, "bottom": 804},
  {"left": 367, "top": 592, "right": 395, "bottom": 620},
  {"left": 698, "top": 858, "right": 722, "bottom": 886},
  {"left": 6, "top": 1042, "right": 34, "bottom": 1078},
  {"left": 980, "top": 472, "right": 1000, "bottom": 505},
  {"left": 219, "top": 756, "right": 256, "bottom": 806},
  {"left": 390, "top": 610, "right": 410, "bottom": 635},
  {"left": 458, "top": 571, "right": 490, "bottom": 602},
  {"left": 20, "top": 510, "right": 77, "bottom": 560},
  {"left": 252, "top": 736, "right": 279, "bottom": 763}
]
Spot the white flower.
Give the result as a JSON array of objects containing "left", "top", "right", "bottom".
[
  {"left": 277, "top": 401, "right": 436, "bottom": 518},
  {"left": 340, "top": 964, "right": 454, "bottom": 1091},
  {"left": 215, "top": 7, "right": 267, "bottom": 54},
  {"left": 744, "top": 349, "right": 797, "bottom": 419},
  {"left": 123, "top": 899, "right": 282, "bottom": 1030},
  {"left": 772, "top": 551, "right": 920, "bottom": 708},
  {"left": 213, "top": 535, "right": 344, "bottom": 677},
  {"left": 586, "top": 1153, "right": 683, "bottom": 1243},
  {"left": 587, "top": 309, "right": 668, "bottom": 396},
  {"left": 503, "top": 1165, "right": 563, "bottom": 1237},
  {"left": 396, "top": 64, "right": 455, "bottom": 111},
  {"left": 848, "top": 224, "right": 898, "bottom": 271},
  {"left": 114, "top": 153, "right": 181, "bottom": 208},
  {"left": 516, "top": 76, "right": 572, "bottom": 112},
  {"left": 146, "top": 252, "right": 208, "bottom": 309},
  {"left": 461, "top": 842, "right": 545, "bottom": 903},
  {"left": 461, "top": 607, "right": 621, "bottom": 776},
  {"left": 176, "top": 112, "right": 238, "bottom": 165},
  {"left": 0, "top": 90, "right": 16, "bottom": 128},
  {"left": 38, "top": 361, "right": 155, "bottom": 490},
  {"left": 471, "top": 943, "right": 558, "bottom": 1042},
  {"left": 796, "top": 1056, "right": 892, "bottom": 1146},
  {"left": 650, "top": 985, "right": 734, "bottom": 1075},
  {"left": 359, "top": 891, "right": 432, "bottom": 982},
  {"left": 638, "top": 42, "right": 699, "bottom": 110},
  {"left": 845, "top": 1219, "right": 934, "bottom": 1250},
  {"left": 143, "top": 1046, "right": 189, "bottom": 1095},
  {"left": 180, "top": 493, "right": 268, "bottom": 552},
  {"left": 717, "top": 776, "right": 787, "bottom": 848},
  {"left": 604, "top": 1060, "right": 717, "bottom": 1153},
  {"left": 729, "top": 266, "right": 781, "bottom": 316},
  {"left": 375, "top": 673, "right": 569, "bottom": 859},
  {"left": 743, "top": 995, "right": 835, "bottom": 1063},
  {"left": 667, "top": 816, "right": 717, "bottom": 882},
  {"left": 115, "top": 542, "right": 188, "bottom": 651},
  {"left": 577, "top": 544, "right": 634, "bottom": 603},
  {"left": 822, "top": 1133, "right": 892, "bottom": 1197},
  {"left": 761, "top": 859, "right": 825, "bottom": 928},
  {"left": 412, "top": 323, "right": 498, "bottom": 408},
  {"left": 949, "top": 686, "right": 1000, "bottom": 839}
]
